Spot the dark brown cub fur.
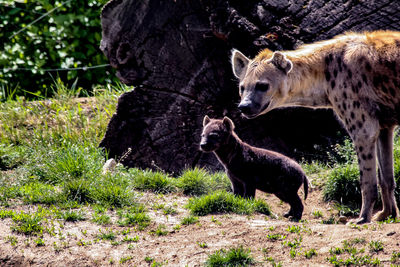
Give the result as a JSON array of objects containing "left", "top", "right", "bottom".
[{"left": 200, "top": 115, "right": 309, "bottom": 221}]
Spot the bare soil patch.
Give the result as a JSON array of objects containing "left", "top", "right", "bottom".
[{"left": 1, "top": 186, "right": 399, "bottom": 266}]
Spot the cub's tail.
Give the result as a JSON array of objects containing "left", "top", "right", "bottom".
[{"left": 303, "top": 175, "right": 309, "bottom": 200}]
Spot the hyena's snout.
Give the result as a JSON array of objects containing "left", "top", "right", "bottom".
[
  {"left": 199, "top": 138, "right": 212, "bottom": 152},
  {"left": 238, "top": 99, "right": 260, "bottom": 118},
  {"left": 238, "top": 101, "right": 252, "bottom": 114}
]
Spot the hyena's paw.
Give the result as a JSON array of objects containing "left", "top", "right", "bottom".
[
  {"left": 373, "top": 209, "right": 396, "bottom": 222},
  {"left": 346, "top": 216, "right": 371, "bottom": 225}
]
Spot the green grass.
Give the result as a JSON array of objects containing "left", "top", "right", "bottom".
[
  {"left": 187, "top": 190, "right": 271, "bottom": 216},
  {"left": 323, "top": 163, "right": 361, "bottom": 211},
  {"left": 131, "top": 169, "right": 177, "bottom": 194},
  {"left": 98, "top": 229, "right": 116, "bottom": 241},
  {"left": 58, "top": 210, "right": 86, "bottom": 222},
  {"left": 176, "top": 167, "right": 212, "bottom": 196},
  {"left": 11, "top": 210, "right": 44, "bottom": 235},
  {"left": 205, "top": 246, "right": 255, "bottom": 267},
  {"left": 150, "top": 224, "right": 168, "bottom": 236},
  {"left": 117, "top": 205, "right": 151, "bottom": 230},
  {"left": 180, "top": 215, "right": 199, "bottom": 225}
]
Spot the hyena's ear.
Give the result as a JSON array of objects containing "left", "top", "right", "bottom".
[
  {"left": 231, "top": 49, "right": 250, "bottom": 79},
  {"left": 268, "top": 51, "right": 293, "bottom": 74},
  {"left": 222, "top": 116, "right": 235, "bottom": 132},
  {"left": 203, "top": 115, "right": 211, "bottom": 126}
]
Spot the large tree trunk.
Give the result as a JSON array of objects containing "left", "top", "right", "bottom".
[{"left": 99, "top": 0, "right": 400, "bottom": 174}]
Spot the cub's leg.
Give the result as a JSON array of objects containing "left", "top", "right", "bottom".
[
  {"left": 374, "top": 127, "right": 399, "bottom": 221},
  {"left": 229, "top": 175, "right": 245, "bottom": 197},
  {"left": 276, "top": 191, "right": 303, "bottom": 221},
  {"left": 243, "top": 184, "right": 256, "bottom": 199}
]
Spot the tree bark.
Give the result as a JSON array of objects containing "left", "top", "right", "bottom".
[{"left": 99, "top": 0, "right": 400, "bottom": 174}]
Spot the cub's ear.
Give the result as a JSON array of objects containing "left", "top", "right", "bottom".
[
  {"left": 222, "top": 116, "right": 235, "bottom": 131},
  {"left": 268, "top": 51, "right": 293, "bottom": 74},
  {"left": 231, "top": 49, "right": 250, "bottom": 79},
  {"left": 203, "top": 115, "right": 211, "bottom": 126}
]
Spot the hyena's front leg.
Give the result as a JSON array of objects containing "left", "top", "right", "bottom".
[{"left": 374, "top": 127, "right": 399, "bottom": 221}]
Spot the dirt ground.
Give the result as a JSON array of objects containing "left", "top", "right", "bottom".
[{"left": 1, "top": 186, "right": 400, "bottom": 267}]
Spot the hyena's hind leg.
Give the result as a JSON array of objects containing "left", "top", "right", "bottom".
[
  {"left": 374, "top": 127, "right": 399, "bottom": 221},
  {"left": 349, "top": 136, "right": 379, "bottom": 224}
]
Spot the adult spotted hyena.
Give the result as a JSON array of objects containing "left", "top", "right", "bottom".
[
  {"left": 200, "top": 115, "right": 308, "bottom": 221},
  {"left": 231, "top": 30, "right": 400, "bottom": 224}
]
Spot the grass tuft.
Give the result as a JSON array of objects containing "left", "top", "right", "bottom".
[
  {"left": 131, "top": 169, "right": 177, "bottom": 194},
  {"left": 176, "top": 167, "right": 212, "bottom": 196},
  {"left": 205, "top": 246, "right": 255, "bottom": 267},
  {"left": 323, "top": 164, "right": 361, "bottom": 211},
  {"left": 187, "top": 190, "right": 270, "bottom": 216}
]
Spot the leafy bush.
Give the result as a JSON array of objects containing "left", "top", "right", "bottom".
[
  {"left": 205, "top": 246, "right": 255, "bottom": 267},
  {"left": 0, "top": 0, "right": 115, "bottom": 99},
  {"left": 323, "top": 164, "right": 361, "bottom": 211},
  {"left": 187, "top": 190, "right": 270, "bottom": 216},
  {"left": 328, "top": 138, "right": 357, "bottom": 165}
]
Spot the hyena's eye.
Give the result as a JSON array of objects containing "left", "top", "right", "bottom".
[
  {"left": 255, "top": 82, "right": 270, "bottom": 92},
  {"left": 239, "top": 85, "right": 245, "bottom": 94}
]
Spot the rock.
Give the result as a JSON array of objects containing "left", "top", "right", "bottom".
[
  {"left": 102, "top": 158, "right": 117, "bottom": 174},
  {"left": 99, "top": 0, "right": 400, "bottom": 173}
]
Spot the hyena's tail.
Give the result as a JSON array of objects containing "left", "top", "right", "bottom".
[{"left": 303, "top": 175, "right": 309, "bottom": 200}]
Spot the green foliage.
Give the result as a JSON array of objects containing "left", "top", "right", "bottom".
[
  {"left": 329, "top": 138, "right": 357, "bottom": 164},
  {"left": 19, "top": 181, "right": 61, "bottom": 204},
  {"left": 131, "top": 169, "right": 177, "bottom": 194},
  {"left": 187, "top": 191, "right": 270, "bottom": 216},
  {"left": 369, "top": 240, "right": 384, "bottom": 253},
  {"left": 28, "top": 143, "right": 104, "bottom": 185},
  {"left": 150, "top": 224, "right": 168, "bottom": 236},
  {"left": 304, "top": 248, "right": 317, "bottom": 259},
  {"left": 205, "top": 246, "right": 255, "bottom": 267},
  {"left": 0, "top": 143, "right": 27, "bottom": 170},
  {"left": 327, "top": 238, "right": 382, "bottom": 266},
  {"left": 117, "top": 206, "right": 151, "bottom": 230},
  {"left": 176, "top": 168, "right": 231, "bottom": 196},
  {"left": 35, "top": 237, "right": 45, "bottom": 246},
  {"left": 180, "top": 215, "right": 199, "bottom": 225},
  {"left": 11, "top": 210, "right": 44, "bottom": 235},
  {"left": 92, "top": 212, "right": 111, "bottom": 225},
  {"left": 98, "top": 229, "right": 116, "bottom": 241},
  {"left": 0, "top": 0, "right": 115, "bottom": 98},
  {"left": 176, "top": 167, "right": 212, "bottom": 196},
  {"left": 323, "top": 164, "right": 361, "bottom": 211},
  {"left": 266, "top": 234, "right": 287, "bottom": 241},
  {"left": 90, "top": 173, "right": 136, "bottom": 208},
  {"left": 391, "top": 251, "right": 400, "bottom": 263},
  {"left": 58, "top": 209, "right": 86, "bottom": 222},
  {"left": 392, "top": 136, "right": 400, "bottom": 206}
]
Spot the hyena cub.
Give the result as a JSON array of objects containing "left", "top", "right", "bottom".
[{"left": 200, "top": 115, "right": 309, "bottom": 220}]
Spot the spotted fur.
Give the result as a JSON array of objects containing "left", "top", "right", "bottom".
[{"left": 231, "top": 30, "right": 400, "bottom": 224}]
